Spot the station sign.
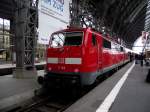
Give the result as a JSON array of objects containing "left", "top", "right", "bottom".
[{"left": 38, "top": 0, "right": 70, "bottom": 44}]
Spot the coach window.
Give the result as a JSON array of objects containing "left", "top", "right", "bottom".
[
  {"left": 120, "top": 46, "right": 124, "bottom": 51},
  {"left": 103, "top": 38, "right": 111, "bottom": 49},
  {"left": 92, "top": 33, "right": 97, "bottom": 46}
]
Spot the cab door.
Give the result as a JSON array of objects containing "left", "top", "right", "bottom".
[
  {"left": 96, "top": 35, "right": 103, "bottom": 70},
  {"left": 88, "top": 33, "right": 98, "bottom": 71}
]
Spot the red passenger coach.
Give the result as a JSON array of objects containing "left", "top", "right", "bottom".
[{"left": 38, "top": 27, "right": 129, "bottom": 87}]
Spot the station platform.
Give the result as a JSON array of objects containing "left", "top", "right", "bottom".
[
  {"left": 0, "top": 70, "right": 44, "bottom": 111},
  {"left": 64, "top": 62, "right": 150, "bottom": 112},
  {"left": 0, "top": 62, "right": 45, "bottom": 69},
  {"left": 0, "top": 62, "right": 46, "bottom": 75}
]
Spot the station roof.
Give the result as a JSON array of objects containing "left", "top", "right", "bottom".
[
  {"left": 81, "top": 0, "right": 147, "bottom": 48},
  {"left": 0, "top": 0, "right": 149, "bottom": 48},
  {"left": 0, "top": 0, "right": 14, "bottom": 20}
]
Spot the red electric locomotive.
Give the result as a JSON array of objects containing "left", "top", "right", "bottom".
[{"left": 38, "top": 27, "right": 129, "bottom": 87}]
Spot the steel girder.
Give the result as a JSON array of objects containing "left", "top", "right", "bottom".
[{"left": 145, "top": 0, "right": 150, "bottom": 32}]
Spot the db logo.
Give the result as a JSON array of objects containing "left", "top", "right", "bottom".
[{"left": 58, "top": 58, "right": 65, "bottom": 64}]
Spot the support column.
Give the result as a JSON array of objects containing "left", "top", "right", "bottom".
[
  {"left": 10, "top": 19, "right": 15, "bottom": 64},
  {"left": 13, "top": 0, "right": 38, "bottom": 78}
]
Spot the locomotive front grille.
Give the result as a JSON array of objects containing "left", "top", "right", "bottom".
[{"left": 45, "top": 72, "right": 81, "bottom": 87}]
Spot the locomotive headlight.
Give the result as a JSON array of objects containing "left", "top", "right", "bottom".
[
  {"left": 48, "top": 67, "right": 52, "bottom": 71},
  {"left": 74, "top": 68, "right": 79, "bottom": 73}
]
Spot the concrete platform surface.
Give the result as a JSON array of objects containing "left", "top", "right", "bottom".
[
  {"left": 109, "top": 64, "right": 150, "bottom": 112},
  {"left": 0, "top": 70, "right": 44, "bottom": 111},
  {"left": 0, "top": 62, "right": 46, "bottom": 76},
  {"left": 64, "top": 62, "right": 150, "bottom": 112},
  {"left": 0, "top": 61, "right": 46, "bottom": 69}
]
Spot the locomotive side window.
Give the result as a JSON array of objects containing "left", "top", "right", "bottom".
[
  {"left": 92, "top": 33, "right": 97, "bottom": 46},
  {"left": 103, "top": 38, "right": 111, "bottom": 49}
]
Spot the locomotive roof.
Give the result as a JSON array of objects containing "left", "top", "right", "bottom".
[
  {"left": 52, "top": 27, "right": 124, "bottom": 47},
  {"left": 52, "top": 27, "right": 86, "bottom": 34}
]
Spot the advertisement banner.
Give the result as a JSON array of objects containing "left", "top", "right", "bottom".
[{"left": 38, "top": 0, "right": 70, "bottom": 44}]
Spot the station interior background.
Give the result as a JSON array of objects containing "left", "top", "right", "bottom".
[
  {"left": 0, "top": 18, "right": 46, "bottom": 64},
  {"left": 0, "top": 18, "right": 146, "bottom": 64}
]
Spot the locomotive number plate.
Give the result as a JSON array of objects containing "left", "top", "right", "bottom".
[{"left": 58, "top": 58, "right": 65, "bottom": 64}]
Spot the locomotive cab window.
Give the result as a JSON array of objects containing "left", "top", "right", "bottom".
[
  {"left": 64, "top": 32, "right": 83, "bottom": 46},
  {"left": 103, "top": 38, "right": 111, "bottom": 49},
  {"left": 50, "top": 32, "right": 83, "bottom": 48},
  {"left": 92, "top": 33, "right": 97, "bottom": 46}
]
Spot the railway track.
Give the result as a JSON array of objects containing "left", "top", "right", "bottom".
[
  {"left": 6, "top": 88, "right": 76, "bottom": 112},
  {"left": 16, "top": 98, "right": 72, "bottom": 112}
]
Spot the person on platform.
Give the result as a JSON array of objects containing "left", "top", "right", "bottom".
[{"left": 140, "top": 53, "right": 144, "bottom": 66}]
